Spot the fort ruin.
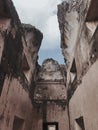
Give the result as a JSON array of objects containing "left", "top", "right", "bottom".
[{"left": 0, "top": 0, "right": 98, "bottom": 130}]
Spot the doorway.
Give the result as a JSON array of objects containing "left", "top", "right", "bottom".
[{"left": 43, "top": 122, "right": 58, "bottom": 130}]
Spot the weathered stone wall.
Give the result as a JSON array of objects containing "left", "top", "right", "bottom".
[
  {"left": 31, "top": 58, "right": 69, "bottom": 130},
  {"left": 0, "top": 77, "right": 33, "bottom": 130},
  {"left": 58, "top": 0, "right": 98, "bottom": 94},
  {"left": 57, "top": 0, "right": 94, "bottom": 89},
  {"left": 37, "top": 59, "right": 65, "bottom": 81},
  {"left": 34, "top": 82, "right": 67, "bottom": 101},
  {"left": 0, "top": 0, "right": 43, "bottom": 130},
  {"left": 32, "top": 89, "right": 69, "bottom": 130},
  {"left": 69, "top": 59, "right": 98, "bottom": 130},
  {"left": 22, "top": 24, "right": 43, "bottom": 84},
  {"left": 47, "top": 102, "right": 69, "bottom": 130},
  {"left": 58, "top": 0, "right": 98, "bottom": 130},
  {"left": 32, "top": 103, "right": 69, "bottom": 130},
  {"left": 1, "top": 0, "right": 98, "bottom": 129}
]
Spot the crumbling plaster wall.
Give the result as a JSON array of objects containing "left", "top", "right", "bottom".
[
  {"left": 0, "top": 77, "right": 33, "bottom": 130},
  {"left": 58, "top": 0, "right": 91, "bottom": 65},
  {"left": 22, "top": 24, "right": 43, "bottom": 84},
  {"left": 31, "top": 99, "right": 69, "bottom": 130},
  {"left": 0, "top": 0, "right": 43, "bottom": 130},
  {"left": 58, "top": 0, "right": 98, "bottom": 130},
  {"left": 31, "top": 58, "right": 69, "bottom": 130},
  {"left": 47, "top": 102, "right": 69, "bottom": 130},
  {"left": 58, "top": 0, "right": 98, "bottom": 94},
  {"left": 37, "top": 59, "right": 65, "bottom": 81},
  {"left": 69, "top": 59, "right": 98, "bottom": 130},
  {"left": 34, "top": 82, "right": 67, "bottom": 101}
]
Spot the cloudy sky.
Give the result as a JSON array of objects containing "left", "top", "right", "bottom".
[{"left": 12, "top": 0, "right": 65, "bottom": 64}]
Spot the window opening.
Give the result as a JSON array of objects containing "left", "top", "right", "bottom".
[
  {"left": 43, "top": 122, "right": 58, "bottom": 130},
  {"left": 75, "top": 116, "right": 85, "bottom": 130},
  {"left": 12, "top": 116, "right": 24, "bottom": 130}
]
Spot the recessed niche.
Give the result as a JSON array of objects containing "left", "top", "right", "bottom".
[
  {"left": 75, "top": 116, "right": 85, "bottom": 130},
  {"left": 12, "top": 116, "right": 24, "bottom": 130}
]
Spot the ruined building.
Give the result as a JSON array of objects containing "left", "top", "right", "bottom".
[{"left": 0, "top": 0, "right": 98, "bottom": 130}]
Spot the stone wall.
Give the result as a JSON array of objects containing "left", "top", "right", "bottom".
[
  {"left": 58, "top": 0, "right": 94, "bottom": 89},
  {"left": 0, "top": 77, "right": 33, "bottom": 130},
  {"left": 58, "top": 0, "right": 98, "bottom": 95},
  {"left": 1, "top": 0, "right": 98, "bottom": 130},
  {"left": 32, "top": 80, "right": 69, "bottom": 130},
  {"left": 22, "top": 24, "right": 43, "bottom": 84},
  {"left": 69, "top": 60, "right": 98, "bottom": 130},
  {"left": 31, "top": 59, "right": 69, "bottom": 130},
  {"left": 58, "top": 0, "right": 98, "bottom": 130},
  {"left": 0, "top": 0, "right": 43, "bottom": 130}
]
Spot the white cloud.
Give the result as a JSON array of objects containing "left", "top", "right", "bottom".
[
  {"left": 12, "top": 0, "right": 62, "bottom": 50},
  {"left": 41, "top": 15, "right": 60, "bottom": 50}
]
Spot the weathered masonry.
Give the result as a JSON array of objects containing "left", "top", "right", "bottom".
[
  {"left": 32, "top": 59, "right": 68, "bottom": 130},
  {"left": 0, "top": 0, "right": 43, "bottom": 130},
  {"left": 58, "top": 0, "right": 98, "bottom": 130},
  {"left": 0, "top": 0, "right": 98, "bottom": 130}
]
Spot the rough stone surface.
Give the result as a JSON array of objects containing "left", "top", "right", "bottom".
[
  {"left": 58, "top": 0, "right": 98, "bottom": 130},
  {"left": 22, "top": 23, "right": 43, "bottom": 84},
  {"left": 58, "top": 0, "right": 91, "bottom": 66},
  {"left": 32, "top": 59, "right": 68, "bottom": 130},
  {"left": 58, "top": 0, "right": 98, "bottom": 90},
  {"left": 0, "top": 1, "right": 43, "bottom": 130},
  {"left": 0, "top": 77, "right": 33, "bottom": 130},
  {"left": 34, "top": 81, "right": 67, "bottom": 101},
  {"left": 1, "top": 0, "right": 98, "bottom": 130},
  {"left": 69, "top": 60, "right": 98, "bottom": 130},
  {"left": 37, "top": 58, "right": 65, "bottom": 81}
]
